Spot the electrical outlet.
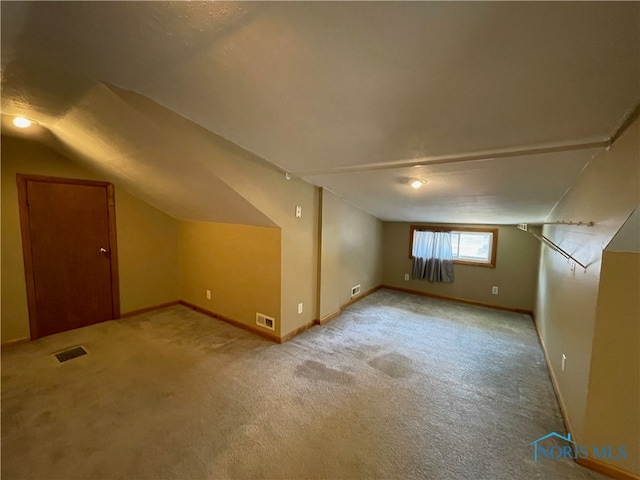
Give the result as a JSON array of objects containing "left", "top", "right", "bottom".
[
  {"left": 491, "top": 286, "right": 499, "bottom": 295},
  {"left": 404, "top": 274, "right": 410, "bottom": 281},
  {"left": 295, "top": 206, "right": 302, "bottom": 218},
  {"left": 297, "top": 302, "right": 303, "bottom": 314},
  {"left": 206, "top": 289, "right": 211, "bottom": 300},
  {"left": 562, "top": 354, "right": 567, "bottom": 372}
]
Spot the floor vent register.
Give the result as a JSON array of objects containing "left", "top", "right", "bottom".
[{"left": 54, "top": 346, "right": 88, "bottom": 363}]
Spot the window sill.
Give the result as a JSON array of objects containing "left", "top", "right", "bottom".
[{"left": 453, "top": 260, "right": 495, "bottom": 268}]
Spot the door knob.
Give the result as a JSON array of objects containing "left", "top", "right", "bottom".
[{"left": 100, "top": 247, "right": 109, "bottom": 256}]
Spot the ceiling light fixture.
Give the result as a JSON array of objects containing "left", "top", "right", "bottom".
[
  {"left": 410, "top": 179, "right": 427, "bottom": 189},
  {"left": 13, "top": 116, "right": 32, "bottom": 128}
]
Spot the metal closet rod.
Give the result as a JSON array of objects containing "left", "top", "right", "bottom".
[{"left": 517, "top": 223, "right": 589, "bottom": 271}]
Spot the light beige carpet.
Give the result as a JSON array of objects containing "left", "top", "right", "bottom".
[{"left": 1, "top": 289, "right": 605, "bottom": 479}]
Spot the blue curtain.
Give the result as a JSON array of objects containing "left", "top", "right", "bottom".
[{"left": 412, "top": 230, "right": 454, "bottom": 282}]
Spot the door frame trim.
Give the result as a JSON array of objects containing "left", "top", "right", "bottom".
[{"left": 16, "top": 174, "right": 120, "bottom": 339}]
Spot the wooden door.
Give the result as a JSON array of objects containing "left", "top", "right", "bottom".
[{"left": 17, "top": 175, "right": 120, "bottom": 339}]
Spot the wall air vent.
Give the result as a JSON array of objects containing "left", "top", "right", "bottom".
[
  {"left": 256, "top": 313, "right": 275, "bottom": 331},
  {"left": 351, "top": 284, "right": 361, "bottom": 298}
]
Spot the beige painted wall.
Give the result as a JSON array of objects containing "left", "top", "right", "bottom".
[
  {"left": 607, "top": 207, "right": 640, "bottom": 252},
  {"left": 318, "top": 189, "right": 383, "bottom": 320},
  {"left": 1, "top": 136, "right": 180, "bottom": 343},
  {"left": 535, "top": 117, "right": 639, "bottom": 443},
  {"left": 141, "top": 104, "right": 320, "bottom": 338},
  {"left": 582, "top": 251, "right": 640, "bottom": 475},
  {"left": 382, "top": 223, "right": 540, "bottom": 311},
  {"left": 179, "top": 221, "right": 281, "bottom": 336},
  {"left": 23, "top": 88, "right": 320, "bottom": 339}
]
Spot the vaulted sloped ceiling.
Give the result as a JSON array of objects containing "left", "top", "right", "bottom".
[{"left": 2, "top": 2, "right": 638, "bottom": 224}]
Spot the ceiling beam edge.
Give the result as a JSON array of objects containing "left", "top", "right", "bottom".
[
  {"left": 297, "top": 139, "right": 610, "bottom": 177},
  {"left": 609, "top": 103, "right": 640, "bottom": 145}
]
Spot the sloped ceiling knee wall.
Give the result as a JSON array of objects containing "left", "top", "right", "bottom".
[{"left": 39, "top": 82, "right": 281, "bottom": 227}]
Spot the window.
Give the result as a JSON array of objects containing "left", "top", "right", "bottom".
[{"left": 410, "top": 226, "right": 497, "bottom": 267}]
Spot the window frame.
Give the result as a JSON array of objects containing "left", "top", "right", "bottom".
[{"left": 409, "top": 225, "right": 498, "bottom": 268}]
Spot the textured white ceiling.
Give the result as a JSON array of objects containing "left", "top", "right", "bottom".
[
  {"left": 307, "top": 149, "right": 603, "bottom": 224},
  {"left": 2, "top": 2, "right": 638, "bottom": 224}
]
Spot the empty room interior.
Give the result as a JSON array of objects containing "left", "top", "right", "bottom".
[{"left": 1, "top": 2, "right": 638, "bottom": 480}]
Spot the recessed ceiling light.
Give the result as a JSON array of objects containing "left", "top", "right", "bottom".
[
  {"left": 410, "top": 179, "right": 427, "bottom": 189},
  {"left": 13, "top": 117, "right": 32, "bottom": 128}
]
